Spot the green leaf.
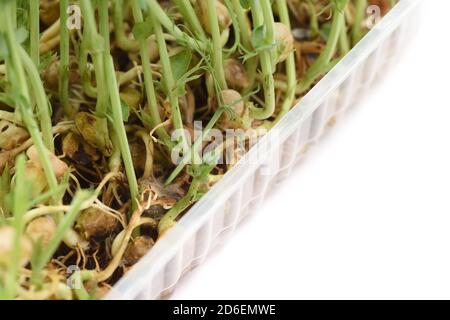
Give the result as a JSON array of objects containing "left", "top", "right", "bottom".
[
  {"left": 170, "top": 49, "right": 194, "bottom": 96},
  {"left": 84, "top": 33, "right": 105, "bottom": 54},
  {"left": 15, "top": 27, "right": 29, "bottom": 45},
  {"left": 170, "top": 49, "right": 193, "bottom": 81},
  {"left": 0, "top": 34, "right": 9, "bottom": 59},
  {"left": 202, "top": 148, "right": 221, "bottom": 169},
  {"left": 319, "top": 21, "right": 332, "bottom": 42},
  {"left": 0, "top": 93, "right": 15, "bottom": 107},
  {"left": 138, "top": 109, "right": 153, "bottom": 127},
  {"left": 251, "top": 25, "right": 268, "bottom": 48},
  {"left": 240, "top": 0, "right": 251, "bottom": 9},
  {"left": 0, "top": 27, "right": 30, "bottom": 58},
  {"left": 138, "top": 0, "right": 149, "bottom": 11},
  {"left": 132, "top": 19, "right": 154, "bottom": 40},
  {"left": 38, "top": 52, "right": 57, "bottom": 72},
  {"left": 120, "top": 98, "right": 130, "bottom": 122}
]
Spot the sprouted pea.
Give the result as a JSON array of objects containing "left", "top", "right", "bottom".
[{"left": 59, "top": 0, "right": 71, "bottom": 116}]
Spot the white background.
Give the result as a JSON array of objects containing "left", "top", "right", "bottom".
[{"left": 172, "top": 0, "right": 450, "bottom": 299}]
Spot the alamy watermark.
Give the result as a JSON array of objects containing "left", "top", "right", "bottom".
[
  {"left": 66, "top": 5, "right": 82, "bottom": 30},
  {"left": 66, "top": 265, "right": 82, "bottom": 290},
  {"left": 63, "top": 4, "right": 384, "bottom": 31},
  {"left": 366, "top": 5, "right": 382, "bottom": 29}
]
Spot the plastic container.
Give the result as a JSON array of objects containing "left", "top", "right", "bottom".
[{"left": 107, "top": 0, "right": 422, "bottom": 299}]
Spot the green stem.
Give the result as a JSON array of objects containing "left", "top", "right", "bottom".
[
  {"left": 206, "top": 0, "right": 227, "bottom": 90},
  {"left": 307, "top": 0, "right": 320, "bottom": 38},
  {"left": 150, "top": 10, "right": 189, "bottom": 154},
  {"left": 339, "top": 16, "right": 350, "bottom": 55},
  {"left": 33, "top": 191, "right": 92, "bottom": 276},
  {"left": 272, "top": 58, "right": 340, "bottom": 95},
  {"left": 146, "top": 0, "right": 205, "bottom": 52},
  {"left": 100, "top": 1, "right": 139, "bottom": 209},
  {"left": 4, "top": 155, "right": 28, "bottom": 299},
  {"left": 19, "top": 46, "right": 54, "bottom": 152},
  {"left": 72, "top": 271, "right": 95, "bottom": 300},
  {"left": 3, "top": 3, "right": 29, "bottom": 105},
  {"left": 261, "top": 0, "right": 275, "bottom": 45},
  {"left": 161, "top": 147, "right": 221, "bottom": 232},
  {"left": 79, "top": 0, "right": 112, "bottom": 156},
  {"left": 352, "top": 0, "right": 367, "bottom": 45},
  {"left": 112, "top": 0, "right": 140, "bottom": 52},
  {"left": 105, "top": 56, "right": 140, "bottom": 210},
  {"left": 0, "top": 165, "right": 11, "bottom": 219},
  {"left": 173, "top": 0, "right": 207, "bottom": 41},
  {"left": 159, "top": 177, "right": 201, "bottom": 233},
  {"left": 78, "top": 38, "right": 98, "bottom": 98},
  {"left": 229, "top": 0, "right": 258, "bottom": 88},
  {"left": 131, "top": 0, "right": 172, "bottom": 149},
  {"left": 165, "top": 108, "right": 225, "bottom": 185},
  {"left": 18, "top": 104, "right": 59, "bottom": 193},
  {"left": 272, "top": 0, "right": 297, "bottom": 126},
  {"left": 296, "top": 59, "right": 340, "bottom": 95},
  {"left": 230, "top": 0, "right": 252, "bottom": 49},
  {"left": 30, "top": 0, "right": 40, "bottom": 67},
  {"left": 59, "top": 0, "right": 71, "bottom": 116},
  {"left": 11, "top": 0, "right": 16, "bottom": 28},
  {"left": 297, "top": 4, "right": 346, "bottom": 93},
  {"left": 249, "top": 0, "right": 276, "bottom": 120},
  {"left": 78, "top": 1, "right": 105, "bottom": 93},
  {"left": 99, "top": 0, "right": 111, "bottom": 52}
]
